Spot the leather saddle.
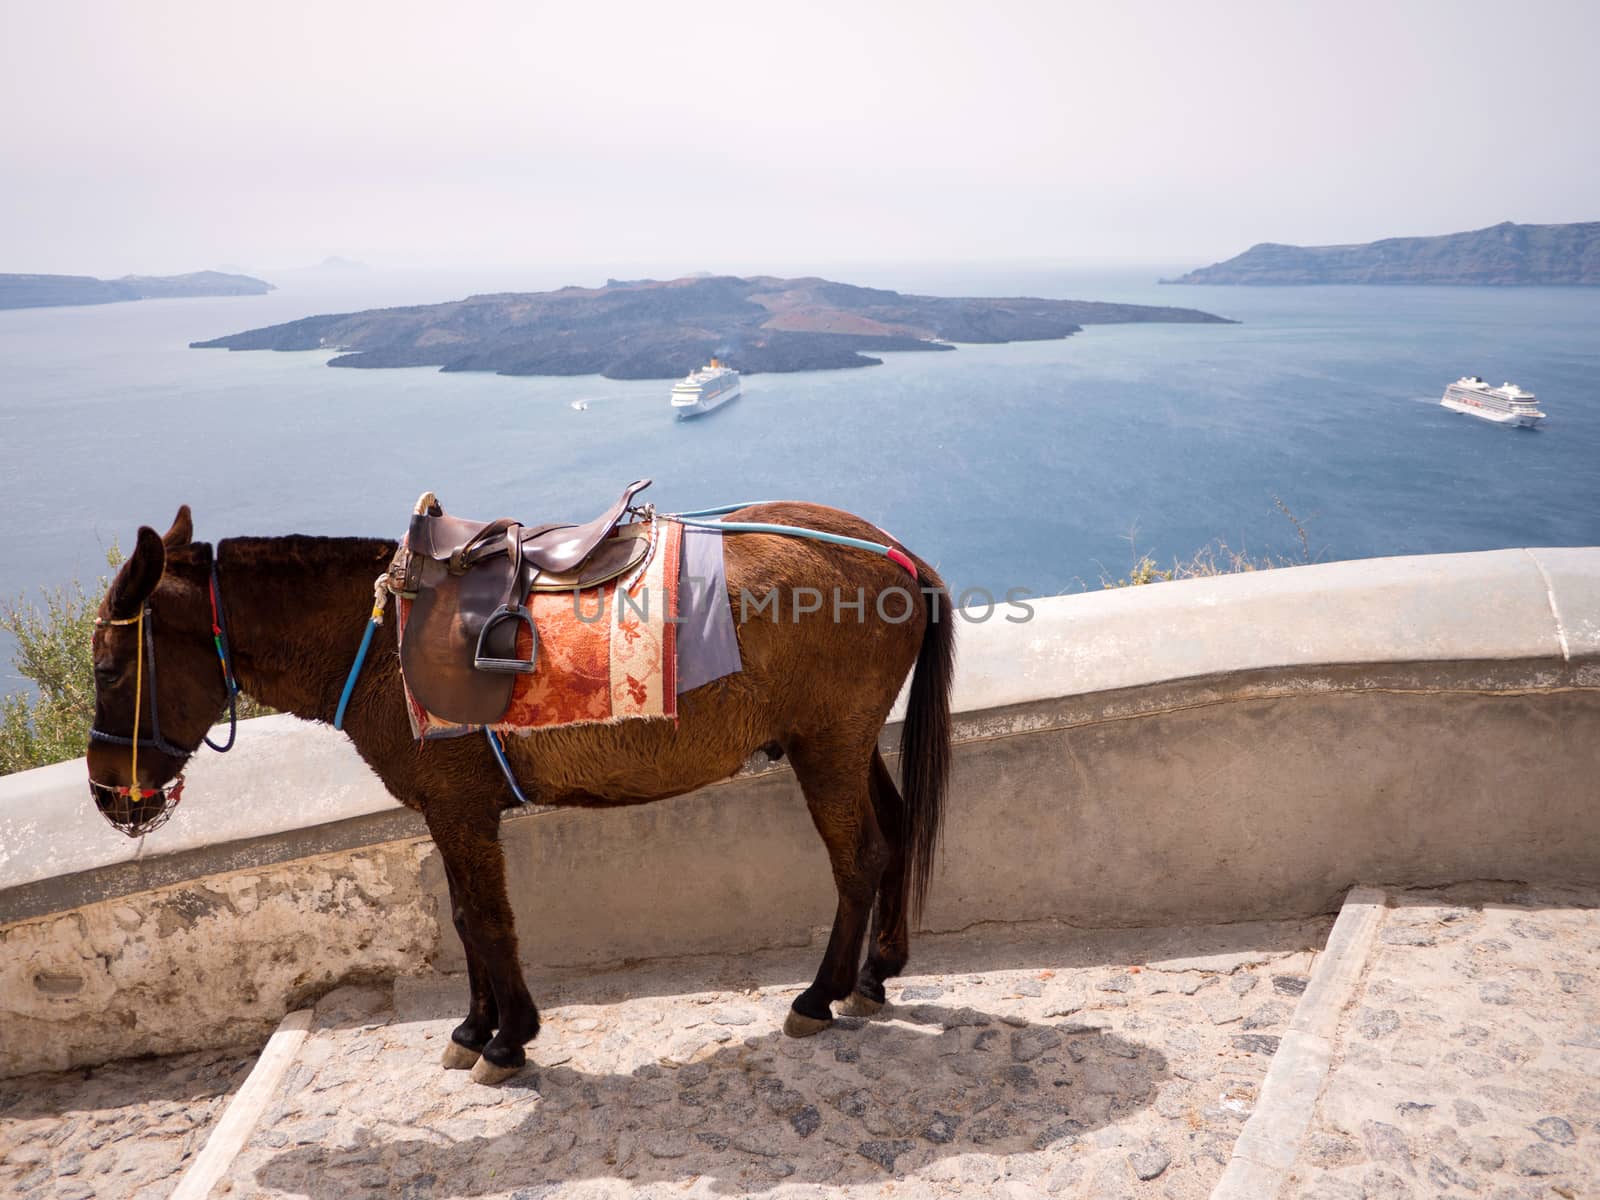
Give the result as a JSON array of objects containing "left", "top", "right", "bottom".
[{"left": 392, "top": 479, "right": 654, "bottom": 725}]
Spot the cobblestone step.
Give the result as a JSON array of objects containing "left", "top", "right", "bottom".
[
  {"left": 1239, "top": 883, "right": 1600, "bottom": 1200},
  {"left": 0, "top": 1044, "right": 257, "bottom": 1199}
]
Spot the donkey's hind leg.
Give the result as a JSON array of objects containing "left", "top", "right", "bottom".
[
  {"left": 785, "top": 741, "right": 889, "bottom": 1037},
  {"left": 843, "top": 750, "right": 912, "bottom": 1015}
]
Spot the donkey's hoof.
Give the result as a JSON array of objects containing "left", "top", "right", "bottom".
[
  {"left": 470, "top": 1056, "right": 523, "bottom": 1086},
  {"left": 839, "top": 991, "right": 884, "bottom": 1017},
  {"left": 441, "top": 1041, "right": 481, "bottom": 1070},
  {"left": 783, "top": 1009, "right": 833, "bottom": 1038}
]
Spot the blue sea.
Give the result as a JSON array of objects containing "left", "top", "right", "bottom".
[{"left": 2, "top": 263, "right": 1598, "bottom": 684}]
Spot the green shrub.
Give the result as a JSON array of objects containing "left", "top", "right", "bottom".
[{"left": 0, "top": 550, "right": 120, "bottom": 776}]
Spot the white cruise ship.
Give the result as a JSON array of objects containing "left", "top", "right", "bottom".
[
  {"left": 670, "top": 359, "right": 741, "bottom": 418},
  {"left": 1440, "top": 377, "right": 1545, "bottom": 428}
]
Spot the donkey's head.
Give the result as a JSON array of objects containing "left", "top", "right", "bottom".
[{"left": 86, "top": 506, "right": 232, "bottom": 836}]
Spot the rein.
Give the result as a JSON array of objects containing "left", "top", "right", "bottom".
[{"left": 88, "top": 560, "right": 240, "bottom": 836}]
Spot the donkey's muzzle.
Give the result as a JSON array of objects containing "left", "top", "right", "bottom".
[{"left": 88, "top": 775, "right": 185, "bottom": 838}]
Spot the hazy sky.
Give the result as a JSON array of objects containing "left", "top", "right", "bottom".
[{"left": 3, "top": 0, "right": 1597, "bottom": 276}]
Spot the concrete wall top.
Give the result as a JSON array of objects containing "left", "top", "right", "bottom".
[
  {"left": 941, "top": 546, "right": 1592, "bottom": 718},
  {"left": 3, "top": 546, "right": 1595, "bottom": 905},
  {"left": 0, "top": 715, "right": 401, "bottom": 894}
]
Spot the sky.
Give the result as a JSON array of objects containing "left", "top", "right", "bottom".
[{"left": 2, "top": 0, "right": 1598, "bottom": 277}]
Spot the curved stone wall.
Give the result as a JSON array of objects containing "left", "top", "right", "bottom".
[{"left": 2, "top": 547, "right": 1596, "bottom": 1076}]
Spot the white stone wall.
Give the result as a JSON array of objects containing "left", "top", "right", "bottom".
[{"left": 0, "top": 842, "right": 437, "bottom": 1077}]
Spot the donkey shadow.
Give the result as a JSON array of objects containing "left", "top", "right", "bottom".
[{"left": 251, "top": 1002, "right": 1169, "bottom": 1197}]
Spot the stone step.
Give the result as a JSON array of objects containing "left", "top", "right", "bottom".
[{"left": 1213, "top": 884, "right": 1599, "bottom": 1199}]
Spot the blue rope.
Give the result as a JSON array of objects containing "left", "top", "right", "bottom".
[
  {"left": 672, "top": 515, "right": 900, "bottom": 560},
  {"left": 485, "top": 728, "right": 532, "bottom": 805},
  {"left": 669, "top": 501, "right": 771, "bottom": 518},
  {"left": 333, "top": 617, "right": 378, "bottom": 731}
]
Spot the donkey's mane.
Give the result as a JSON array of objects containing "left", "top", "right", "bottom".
[{"left": 216, "top": 535, "right": 396, "bottom": 574}]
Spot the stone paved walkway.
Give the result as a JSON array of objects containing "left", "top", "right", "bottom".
[
  {"left": 0, "top": 1044, "right": 255, "bottom": 1199},
  {"left": 218, "top": 917, "right": 1328, "bottom": 1200},
  {"left": 7, "top": 888, "right": 1593, "bottom": 1200},
  {"left": 1280, "top": 884, "right": 1600, "bottom": 1200}
]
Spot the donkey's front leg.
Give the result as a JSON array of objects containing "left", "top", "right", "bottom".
[
  {"left": 425, "top": 803, "right": 541, "bottom": 1084},
  {"left": 439, "top": 858, "right": 499, "bottom": 1070}
]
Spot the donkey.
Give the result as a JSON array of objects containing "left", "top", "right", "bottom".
[{"left": 87, "top": 502, "right": 954, "bottom": 1083}]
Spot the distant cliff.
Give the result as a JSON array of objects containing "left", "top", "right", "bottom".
[
  {"left": 1163, "top": 222, "right": 1600, "bottom": 286},
  {"left": 191, "top": 274, "right": 1233, "bottom": 379},
  {"left": 0, "top": 270, "right": 274, "bottom": 310}
]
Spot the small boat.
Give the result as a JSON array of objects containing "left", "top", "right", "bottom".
[
  {"left": 570, "top": 399, "right": 589, "bottom": 411},
  {"left": 671, "top": 358, "right": 741, "bottom": 418},
  {"left": 1440, "top": 377, "right": 1545, "bottom": 428}
]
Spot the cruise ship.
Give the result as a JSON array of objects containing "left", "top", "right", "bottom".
[
  {"left": 670, "top": 359, "right": 741, "bottom": 418},
  {"left": 1440, "top": 377, "right": 1545, "bottom": 428}
]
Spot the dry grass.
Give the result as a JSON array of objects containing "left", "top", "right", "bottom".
[{"left": 1098, "top": 497, "right": 1320, "bottom": 588}]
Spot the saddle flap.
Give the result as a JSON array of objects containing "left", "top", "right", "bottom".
[{"left": 400, "top": 556, "right": 519, "bottom": 726}]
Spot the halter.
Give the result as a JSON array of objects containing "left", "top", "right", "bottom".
[{"left": 88, "top": 560, "right": 240, "bottom": 837}]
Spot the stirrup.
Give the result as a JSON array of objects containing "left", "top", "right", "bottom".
[{"left": 474, "top": 605, "right": 539, "bottom": 674}]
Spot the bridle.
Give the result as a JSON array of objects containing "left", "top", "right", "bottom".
[{"left": 88, "top": 559, "right": 240, "bottom": 837}]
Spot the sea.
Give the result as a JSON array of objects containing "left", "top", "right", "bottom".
[{"left": 2, "top": 262, "right": 1598, "bottom": 686}]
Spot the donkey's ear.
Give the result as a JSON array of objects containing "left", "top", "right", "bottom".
[
  {"left": 107, "top": 527, "right": 167, "bottom": 618},
  {"left": 162, "top": 505, "right": 193, "bottom": 550}
]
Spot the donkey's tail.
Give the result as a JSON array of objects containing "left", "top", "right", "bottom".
[{"left": 900, "top": 568, "right": 955, "bottom": 922}]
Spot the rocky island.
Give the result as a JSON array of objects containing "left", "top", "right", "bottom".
[
  {"left": 0, "top": 270, "right": 274, "bottom": 310},
  {"left": 191, "top": 274, "right": 1233, "bottom": 379},
  {"left": 1163, "top": 221, "right": 1600, "bottom": 286}
]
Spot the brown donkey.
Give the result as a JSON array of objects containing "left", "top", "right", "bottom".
[{"left": 87, "top": 502, "right": 954, "bottom": 1083}]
